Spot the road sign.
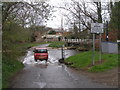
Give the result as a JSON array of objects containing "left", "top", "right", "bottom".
[
  {"left": 91, "top": 23, "right": 104, "bottom": 65},
  {"left": 91, "top": 23, "right": 104, "bottom": 34}
]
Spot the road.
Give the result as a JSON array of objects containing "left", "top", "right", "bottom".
[{"left": 10, "top": 44, "right": 112, "bottom": 88}]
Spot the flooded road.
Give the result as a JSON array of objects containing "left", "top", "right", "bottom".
[{"left": 10, "top": 44, "right": 112, "bottom": 88}]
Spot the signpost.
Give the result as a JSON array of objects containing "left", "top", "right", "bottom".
[
  {"left": 91, "top": 23, "right": 104, "bottom": 34},
  {"left": 91, "top": 23, "right": 104, "bottom": 65},
  {"left": 61, "top": 45, "right": 65, "bottom": 60},
  {"left": 59, "top": 45, "right": 65, "bottom": 64},
  {"left": 99, "top": 34, "right": 102, "bottom": 63},
  {"left": 92, "top": 34, "right": 95, "bottom": 65}
]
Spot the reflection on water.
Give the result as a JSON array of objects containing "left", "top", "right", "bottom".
[{"left": 64, "top": 50, "right": 80, "bottom": 58}]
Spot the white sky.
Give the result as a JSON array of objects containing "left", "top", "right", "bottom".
[
  {"left": 45, "top": 0, "right": 114, "bottom": 29},
  {"left": 46, "top": 0, "right": 68, "bottom": 29}
]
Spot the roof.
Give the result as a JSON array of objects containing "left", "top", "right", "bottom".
[{"left": 42, "top": 35, "right": 62, "bottom": 38}]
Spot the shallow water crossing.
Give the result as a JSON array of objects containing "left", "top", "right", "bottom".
[{"left": 10, "top": 44, "right": 112, "bottom": 88}]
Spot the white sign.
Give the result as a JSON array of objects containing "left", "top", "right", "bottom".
[{"left": 91, "top": 23, "right": 104, "bottom": 34}]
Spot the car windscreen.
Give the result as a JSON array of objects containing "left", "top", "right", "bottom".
[{"left": 35, "top": 49, "right": 47, "bottom": 53}]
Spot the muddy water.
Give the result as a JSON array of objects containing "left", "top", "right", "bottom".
[
  {"left": 10, "top": 44, "right": 112, "bottom": 88},
  {"left": 23, "top": 44, "right": 80, "bottom": 65}
]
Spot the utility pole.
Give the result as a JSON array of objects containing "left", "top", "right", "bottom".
[
  {"left": 61, "top": 16, "right": 64, "bottom": 34},
  {"left": 61, "top": 16, "right": 64, "bottom": 59},
  {"left": 78, "top": 1, "right": 81, "bottom": 32},
  {"left": 79, "top": 12, "right": 81, "bottom": 32}
]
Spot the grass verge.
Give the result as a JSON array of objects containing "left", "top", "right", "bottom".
[
  {"left": 48, "top": 41, "right": 64, "bottom": 48},
  {"left": 0, "top": 53, "right": 2, "bottom": 89},
  {"left": 21, "top": 42, "right": 49, "bottom": 49},
  {"left": 2, "top": 54, "right": 24, "bottom": 88},
  {"left": 65, "top": 51, "right": 118, "bottom": 72}
]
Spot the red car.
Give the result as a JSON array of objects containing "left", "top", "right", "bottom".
[{"left": 33, "top": 48, "right": 48, "bottom": 62}]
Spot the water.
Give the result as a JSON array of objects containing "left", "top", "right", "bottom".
[{"left": 23, "top": 46, "right": 80, "bottom": 65}]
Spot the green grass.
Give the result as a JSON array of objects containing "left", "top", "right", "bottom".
[
  {"left": 21, "top": 42, "right": 49, "bottom": 48},
  {"left": 0, "top": 53, "right": 2, "bottom": 90},
  {"left": 48, "top": 41, "right": 65, "bottom": 48},
  {"left": 2, "top": 54, "right": 24, "bottom": 88},
  {"left": 65, "top": 51, "right": 118, "bottom": 72}
]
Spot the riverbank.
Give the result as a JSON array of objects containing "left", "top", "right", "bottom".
[
  {"left": 49, "top": 43, "right": 118, "bottom": 87},
  {"left": 65, "top": 51, "right": 118, "bottom": 72},
  {"left": 47, "top": 43, "right": 119, "bottom": 87},
  {"left": 48, "top": 42, "right": 118, "bottom": 72},
  {"left": 64, "top": 50, "right": 118, "bottom": 87},
  {"left": 48, "top": 41, "right": 64, "bottom": 48}
]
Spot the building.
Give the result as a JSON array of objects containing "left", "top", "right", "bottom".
[{"left": 42, "top": 34, "right": 62, "bottom": 42}]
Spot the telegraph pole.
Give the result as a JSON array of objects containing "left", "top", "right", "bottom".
[
  {"left": 61, "top": 16, "right": 64, "bottom": 60},
  {"left": 61, "top": 16, "right": 63, "bottom": 34},
  {"left": 78, "top": 1, "right": 81, "bottom": 32}
]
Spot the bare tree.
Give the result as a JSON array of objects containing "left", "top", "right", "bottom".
[
  {"left": 2, "top": 1, "right": 53, "bottom": 28},
  {"left": 58, "top": 0, "right": 98, "bottom": 31},
  {"left": 58, "top": 0, "right": 111, "bottom": 32}
]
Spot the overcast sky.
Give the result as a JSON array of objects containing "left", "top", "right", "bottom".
[
  {"left": 46, "top": 0, "right": 113, "bottom": 29},
  {"left": 46, "top": 0, "right": 68, "bottom": 29}
]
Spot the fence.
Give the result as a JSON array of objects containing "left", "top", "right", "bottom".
[{"left": 62, "top": 39, "right": 93, "bottom": 44}]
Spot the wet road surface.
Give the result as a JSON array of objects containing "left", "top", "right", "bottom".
[{"left": 10, "top": 44, "right": 112, "bottom": 88}]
